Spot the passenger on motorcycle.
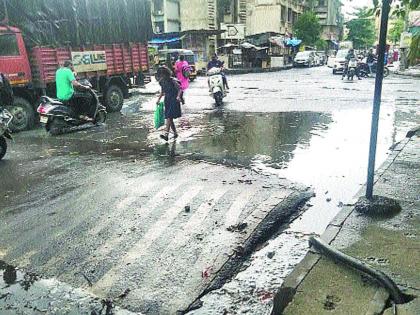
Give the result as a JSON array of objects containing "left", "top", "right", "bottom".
[
  {"left": 207, "top": 54, "right": 229, "bottom": 90},
  {"left": 55, "top": 60, "right": 93, "bottom": 121}
]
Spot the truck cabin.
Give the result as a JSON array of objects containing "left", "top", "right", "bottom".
[{"left": 0, "top": 26, "right": 32, "bottom": 87}]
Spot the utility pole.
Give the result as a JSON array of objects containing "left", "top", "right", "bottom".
[{"left": 365, "top": 0, "right": 391, "bottom": 199}]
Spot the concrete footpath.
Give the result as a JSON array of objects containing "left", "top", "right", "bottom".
[{"left": 272, "top": 128, "right": 420, "bottom": 315}]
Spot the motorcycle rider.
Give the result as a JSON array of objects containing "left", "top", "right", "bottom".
[
  {"left": 0, "top": 73, "right": 13, "bottom": 108},
  {"left": 342, "top": 49, "right": 361, "bottom": 80},
  {"left": 207, "top": 54, "right": 229, "bottom": 90},
  {"left": 366, "top": 48, "right": 375, "bottom": 75},
  {"left": 55, "top": 60, "right": 93, "bottom": 121}
]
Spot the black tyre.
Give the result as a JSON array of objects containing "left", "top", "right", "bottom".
[
  {"left": 0, "top": 136, "right": 7, "bottom": 160},
  {"left": 383, "top": 67, "right": 390, "bottom": 77},
  {"left": 94, "top": 111, "right": 107, "bottom": 125},
  {"left": 333, "top": 69, "right": 337, "bottom": 75},
  {"left": 7, "top": 97, "right": 35, "bottom": 132},
  {"left": 214, "top": 92, "right": 223, "bottom": 107},
  {"left": 105, "top": 85, "right": 124, "bottom": 112},
  {"left": 49, "top": 118, "right": 67, "bottom": 136}
]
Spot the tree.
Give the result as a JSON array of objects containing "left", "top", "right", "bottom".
[
  {"left": 293, "top": 11, "right": 322, "bottom": 46},
  {"left": 345, "top": 7, "right": 376, "bottom": 49},
  {"left": 388, "top": 17, "right": 404, "bottom": 44}
]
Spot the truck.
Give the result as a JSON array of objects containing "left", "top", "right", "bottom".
[{"left": 0, "top": 25, "right": 150, "bottom": 132}]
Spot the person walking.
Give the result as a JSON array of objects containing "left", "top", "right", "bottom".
[
  {"left": 174, "top": 55, "right": 190, "bottom": 104},
  {"left": 367, "top": 48, "right": 375, "bottom": 75},
  {"left": 156, "top": 67, "right": 182, "bottom": 141}
]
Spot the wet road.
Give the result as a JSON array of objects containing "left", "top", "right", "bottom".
[{"left": 0, "top": 66, "right": 419, "bottom": 314}]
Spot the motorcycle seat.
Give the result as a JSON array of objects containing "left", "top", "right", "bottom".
[{"left": 41, "top": 96, "right": 67, "bottom": 106}]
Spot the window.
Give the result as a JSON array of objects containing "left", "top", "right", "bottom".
[
  {"left": 0, "top": 34, "right": 20, "bottom": 56},
  {"left": 281, "top": 5, "right": 287, "bottom": 22},
  {"left": 288, "top": 8, "right": 292, "bottom": 23},
  {"left": 318, "top": 0, "right": 325, "bottom": 6}
]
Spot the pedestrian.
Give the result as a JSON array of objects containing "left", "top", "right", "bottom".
[
  {"left": 156, "top": 67, "right": 182, "bottom": 141},
  {"left": 174, "top": 55, "right": 190, "bottom": 104}
]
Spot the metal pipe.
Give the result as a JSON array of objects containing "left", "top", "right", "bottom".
[
  {"left": 366, "top": 0, "right": 391, "bottom": 199},
  {"left": 309, "top": 236, "right": 405, "bottom": 304}
]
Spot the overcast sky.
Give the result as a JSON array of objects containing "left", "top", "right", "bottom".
[{"left": 342, "top": 0, "right": 373, "bottom": 20}]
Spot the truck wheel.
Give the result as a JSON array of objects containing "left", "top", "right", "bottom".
[
  {"left": 7, "top": 97, "right": 35, "bottom": 132},
  {"left": 105, "top": 85, "right": 124, "bottom": 112},
  {"left": 0, "top": 136, "right": 7, "bottom": 160}
]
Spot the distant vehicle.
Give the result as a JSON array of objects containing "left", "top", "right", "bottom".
[
  {"left": 293, "top": 51, "right": 316, "bottom": 67},
  {"left": 332, "top": 49, "right": 349, "bottom": 74},
  {"left": 339, "top": 41, "right": 353, "bottom": 49},
  {"left": 207, "top": 67, "right": 225, "bottom": 107},
  {"left": 358, "top": 59, "right": 390, "bottom": 78},
  {"left": 316, "top": 52, "right": 327, "bottom": 65},
  {"left": 345, "top": 58, "right": 358, "bottom": 80},
  {"left": 158, "top": 49, "right": 197, "bottom": 81}
]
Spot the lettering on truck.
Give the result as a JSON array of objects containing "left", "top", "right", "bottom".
[{"left": 71, "top": 51, "right": 107, "bottom": 73}]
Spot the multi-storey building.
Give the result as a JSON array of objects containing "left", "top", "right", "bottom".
[
  {"left": 151, "top": 0, "right": 181, "bottom": 34},
  {"left": 179, "top": 0, "right": 220, "bottom": 70},
  {"left": 313, "top": 0, "right": 343, "bottom": 42},
  {"left": 246, "top": 0, "right": 305, "bottom": 36}
]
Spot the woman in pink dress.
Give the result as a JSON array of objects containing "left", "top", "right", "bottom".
[{"left": 174, "top": 55, "right": 190, "bottom": 104}]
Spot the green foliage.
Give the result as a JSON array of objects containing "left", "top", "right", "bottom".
[
  {"left": 2, "top": 0, "right": 153, "bottom": 46},
  {"left": 389, "top": 0, "right": 420, "bottom": 18},
  {"left": 408, "top": 34, "right": 420, "bottom": 65},
  {"left": 388, "top": 17, "right": 404, "bottom": 44},
  {"left": 293, "top": 11, "right": 322, "bottom": 46},
  {"left": 316, "top": 39, "right": 327, "bottom": 50},
  {"left": 346, "top": 7, "right": 376, "bottom": 49}
]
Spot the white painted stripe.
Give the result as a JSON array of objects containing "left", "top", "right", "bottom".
[
  {"left": 167, "top": 188, "right": 226, "bottom": 250},
  {"left": 224, "top": 189, "right": 257, "bottom": 228},
  {"left": 92, "top": 185, "right": 202, "bottom": 293},
  {"left": 93, "top": 182, "right": 188, "bottom": 257}
]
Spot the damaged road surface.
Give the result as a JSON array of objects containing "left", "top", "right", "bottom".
[{"left": 0, "top": 138, "right": 310, "bottom": 314}]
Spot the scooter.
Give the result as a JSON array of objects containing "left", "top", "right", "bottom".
[
  {"left": 0, "top": 107, "right": 13, "bottom": 160},
  {"left": 37, "top": 81, "right": 106, "bottom": 135},
  {"left": 359, "top": 59, "right": 389, "bottom": 78},
  {"left": 207, "top": 67, "right": 225, "bottom": 107},
  {"left": 346, "top": 58, "right": 358, "bottom": 81}
]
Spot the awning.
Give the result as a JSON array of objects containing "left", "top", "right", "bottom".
[
  {"left": 285, "top": 38, "right": 302, "bottom": 47},
  {"left": 148, "top": 37, "right": 181, "bottom": 45}
]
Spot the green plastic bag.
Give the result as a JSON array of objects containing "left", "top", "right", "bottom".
[{"left": 154, "top": 101, "right": 165, "bottom": 129}]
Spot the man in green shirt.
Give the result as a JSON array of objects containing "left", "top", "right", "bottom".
[{"left": 56, "top": 60, "right": 92, "bottom": 120}]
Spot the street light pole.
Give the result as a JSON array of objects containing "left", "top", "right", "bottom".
[{"left": 365, "top": 0, "right": 391, "bottom": 199}]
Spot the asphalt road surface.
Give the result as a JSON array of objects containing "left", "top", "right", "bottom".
[{"left": 0, "top": 66, "right": 419, "bottom": 314}]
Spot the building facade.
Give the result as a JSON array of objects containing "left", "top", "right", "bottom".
[
  {"left": 313, "top": 0, "right": 343, "bottom": 42},
  {"left": 246, "top": 0, "right": 305, "bottom": 36},
  {"left": 151, "top": 0, "right": 181, "bottom": 34}
]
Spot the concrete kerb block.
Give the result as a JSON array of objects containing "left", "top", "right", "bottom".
[
  {"left": 271, "top": 251, "right": 321, "bottom": 315},
  {"left": 329, "top": 205, "right": 355, "bottom": 227}
]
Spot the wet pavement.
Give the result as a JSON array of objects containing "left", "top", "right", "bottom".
[{"left": 0, "top": 66, "right": 419, "bottom": 314}]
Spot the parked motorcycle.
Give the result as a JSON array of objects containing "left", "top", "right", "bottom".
[
  {"left": 346, "top": 58, "right": 358, "bottom": 80},
  {"left": 0, "top": 107, "right": 13, "bottom": 160},
  {"left": 208, "top": 67, "right": 225, "bottom": 107},
  {"left": 358, "top": 60, "right": 389, "bottom": 78},
  {"left": 37, "top": 81, "right": 106, "bottom": 135}
]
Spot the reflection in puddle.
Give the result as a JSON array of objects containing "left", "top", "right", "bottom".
[
  {"left": 177, "top": 111, "right": 332, "bottom": 168},
  {"left": 0, "top": 260, "right": 131, "bottom": 314}
]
